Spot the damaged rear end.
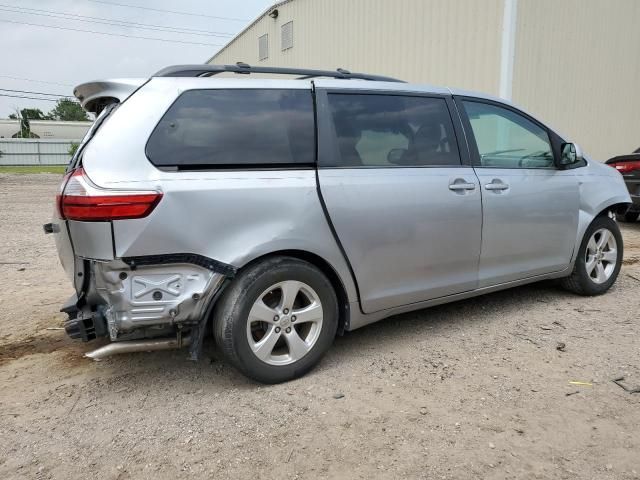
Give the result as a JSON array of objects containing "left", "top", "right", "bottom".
[
  {"left": 51, "top": 165, "right": 231, "bottom": 360},
  {"left": 46, "top": 78, "right": 233, "bottom": 360}
]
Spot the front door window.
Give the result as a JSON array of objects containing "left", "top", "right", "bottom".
[{"left": 462, "top": 101, "right": 554, "bottom": 169}]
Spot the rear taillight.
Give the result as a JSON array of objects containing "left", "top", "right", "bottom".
[
  {"left": 609, "top": 160, "right": 640, "bottom": 174},
  {"left": 56, "top": 170, "right": 73, "bottom": 218},
  {"left": 60, "top": 168, "right": 162, "bottom": 221}
]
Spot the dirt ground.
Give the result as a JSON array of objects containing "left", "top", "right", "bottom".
[{"left": 0, "top": 173, "right": 639, "bottom": 480}]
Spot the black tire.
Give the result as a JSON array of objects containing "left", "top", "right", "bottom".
[
  {"left": 560, "top": 215, "right": 623, "bottom": 296},
  {"left": 213, "top": 256, "right": 338, "bottom": 384},
  {"left": 617, "top": 211, "right": 639, "bottom": 223}
]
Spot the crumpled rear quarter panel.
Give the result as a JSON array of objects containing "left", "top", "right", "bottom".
[{"left": 110, "top": 170, "right": 357, "bottom": 302}]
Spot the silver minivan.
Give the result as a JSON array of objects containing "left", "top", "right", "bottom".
[{"left": 47, "top": 64, "right": 631, "bottom": 383}]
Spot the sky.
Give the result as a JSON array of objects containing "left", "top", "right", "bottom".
[{"left": 0, "top": 0, "right": 274, "bottom": 118}]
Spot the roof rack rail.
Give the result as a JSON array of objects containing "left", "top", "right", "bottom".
[{"left": 152, "top": 62, "right": 405, "bottom": 83}]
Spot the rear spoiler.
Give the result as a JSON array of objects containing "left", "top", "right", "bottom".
[{"left": 73, "top": 78, "right": 146, "bottom": 114}]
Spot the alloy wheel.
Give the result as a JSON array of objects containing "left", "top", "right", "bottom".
[
  {"left": 585, "top": 228, "right": 618, "bottom": 284},
  {"left": 246, "top": 280, "right": 324, "bottom": 366}
]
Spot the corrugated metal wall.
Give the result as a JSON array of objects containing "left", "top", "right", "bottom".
[
  {"left": 0, "top": 139, "right": 75, "bottom": 165},
  {"left": 512, "top": 0, "right": 640, "bottom": 160},
  {"left": 211, "top": 0, "right": 504, "bottom": 94},
  {"left": 211, "top": 0, "right": 640, "bottom": 161}
]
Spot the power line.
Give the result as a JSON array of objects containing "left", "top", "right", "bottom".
[
  {"left": 0, "top": 88, "right": 70, "bottom": 97},
  {"left": 0, "top": 93, "right": 63, "bottom": 102},
  {"left": 0, "top": 4, "right": 235, "bottom": 37},
  {"left": 0, "top": 18, "right": 225, "bottom": 46},
  {"left": 0, "top": 75, "right": 73, "bottom": 87},
  {"left": 87, "top": 0, "right": 249, "bottom": 22},
  {"left": 0, "top": 3, "right": 235, "bottom": 35}
]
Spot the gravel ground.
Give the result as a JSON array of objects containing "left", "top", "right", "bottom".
[{"left": 0, "top": 173, "right": 639, "bottom": 480}]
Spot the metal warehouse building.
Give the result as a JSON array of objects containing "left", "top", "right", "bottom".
[{"left": 208, "top": 0, "right": 640, "bottom": 161}]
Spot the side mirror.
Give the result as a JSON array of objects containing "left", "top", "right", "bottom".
[
  {"left": 560, "top": 142, "right": 583, "bottom": 166},
  {"left": 387, "top": 148, "right": 407, "bottom": 164}
]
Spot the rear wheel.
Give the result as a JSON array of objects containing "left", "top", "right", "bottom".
[
  {"left": 560, "top": 215, "right": 623, "bottom": 295},
  {"left": 214, "top": 256, "right": 338, "bottom": 383}
]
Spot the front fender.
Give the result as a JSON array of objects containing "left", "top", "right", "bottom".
[{"left": 572, "top": 164, "right": 631, "bottom": 263}]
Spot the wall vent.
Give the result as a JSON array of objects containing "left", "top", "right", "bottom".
[
  {"left": 258, "top": 34, "right": 269, "bottom": 61},
  {"left": 281, "top": 21, "right": 293, "bottom": 50}
]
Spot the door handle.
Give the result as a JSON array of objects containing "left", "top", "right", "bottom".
[
  {"left": 448, "top": 182, "right": 476, "bottom": 191},
  {"left": 484, "top": 181, "right": 509, "bottom": 191}
]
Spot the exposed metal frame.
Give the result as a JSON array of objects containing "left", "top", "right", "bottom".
[{"left": 153, "top": 62, "right": 405, "bottom": 83}]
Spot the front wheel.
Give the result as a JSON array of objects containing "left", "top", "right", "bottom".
[
  {"left": 560, "top": 215, "right": 623, "bottom": 296},
  {"left": 214, "top": 256, "right": 338, "bottom": 383}
]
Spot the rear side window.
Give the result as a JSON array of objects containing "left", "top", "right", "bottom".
[
  {"left": 146, "top": 89, "right": 315, "bottom": 168},
  {"left": 325, "top": 94, "right": 460, "bottom": 167}
]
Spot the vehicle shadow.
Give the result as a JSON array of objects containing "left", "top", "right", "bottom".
[
  {"left": 65, "top": 279, "right": 572, "bottom": 392},
  {"left": 329, "top": 280, "right": 563, "bottom": 360},
  {"left": 621, "top": 221, "right": 640, "bottom": 233}
]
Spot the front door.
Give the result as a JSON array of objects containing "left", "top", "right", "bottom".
[
  {"left": 457, "top": 98, "right": 580, "bottom": 287},
  {"left": 316, "top": 89, "right": 483, "bottom": 313}
]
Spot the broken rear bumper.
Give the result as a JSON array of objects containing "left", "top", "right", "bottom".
[
  {"left": 60, "top": 254, "right": 235, "bottom": 344},
  {"left": 61, "top": 293, "right": 109, "bottom": 342}
]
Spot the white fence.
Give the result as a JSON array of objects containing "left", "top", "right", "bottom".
[{"left": 0, "top": 139, "right": 76, "bottom": 166}]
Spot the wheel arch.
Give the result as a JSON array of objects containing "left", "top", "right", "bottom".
[
  {"left": 599, "top": 202, "right": 631, "bottom": 216},
  {"left": 236, "top": 249, "right": 352, "bottom": 335},
  {"left": 572, "top": 200, "right": 629, "bottom": 264}
]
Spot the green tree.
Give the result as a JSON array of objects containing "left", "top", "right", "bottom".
[
  {"left": 47, "top": 98, "right": 89, "bottom": 121},
  {"left": 68, "top": 142, "right": 80, "bottom": 157},
  {"left": 10, "top": 108, "right": 47, "bottom": 137}
]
